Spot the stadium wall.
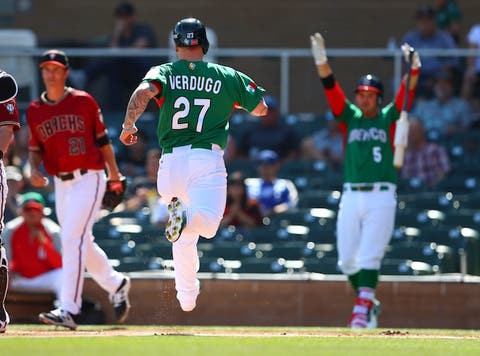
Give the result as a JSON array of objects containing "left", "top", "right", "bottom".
[
  {"left": 8, "top": 274, "right": 479, "bottom": 329},
  {"left": 81, "top": 274, "right": 479, "bottom": 329}
]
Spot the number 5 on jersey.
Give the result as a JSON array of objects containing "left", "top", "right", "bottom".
[
  {"left": 172, "top": 96, "right": 211, "bottom": 132},
  {"left": 373, "top": 146, "right": 382, "bottom": 163}
]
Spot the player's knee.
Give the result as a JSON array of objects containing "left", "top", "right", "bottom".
[
  {"left": 192, "top": 211, "right": 221, "bottom": 238},
  {"left": 200, "top": 220, "right": 220, "bottom": 239},
  {"left": 338, "top": 259, "right": 356, "bottom": 275}
]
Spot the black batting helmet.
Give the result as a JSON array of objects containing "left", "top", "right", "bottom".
[
  {"left": 173, "top": 18, "right": 210, "bottom": 54},
  {"left": 355, "top": 74, "right": 384, "bottom": 97}
]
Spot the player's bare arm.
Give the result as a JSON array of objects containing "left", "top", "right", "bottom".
[
  {"left": 100, "top": 144, "right": 122, "bottom": 181},
  {"left": 28, "top": 150, "right": 49, "bottom": 187},
  {"left": 120, "top": 82, "right": 159, "bottom": 146},
  {"left": 251, "top": 98, "right": 268, "bottom": 116}
]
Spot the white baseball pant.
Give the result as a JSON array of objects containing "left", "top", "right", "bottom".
[
  {"left": 336, "top": 183, "right": 396, "bottom": 276},
  {"left": 157, "top": 145, "right": 227, "bottom": 310},
  {"left": 55, "top": 170, "right": 125, "bottom": 315}
]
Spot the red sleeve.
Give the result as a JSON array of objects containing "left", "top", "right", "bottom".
[
  {"left": 324, "top": 82, "right": 347, "bottom": 117},
  {"left": 394, "top": 80, "right": 415, "bottom": 112},
  {"left": 0, "top": 98, "right": 20, "bottom": 131},
  {"left": 151, "top": 81, "right": 165, "bottom": 107},
  {"left": 41, "top": 228, "right": 62, "bottom": 269},
  {"left": 26, "top": 106, "right": 42, "bottom": 152}
]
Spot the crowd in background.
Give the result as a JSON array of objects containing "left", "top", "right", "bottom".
[{"left": 2, "top": 1, "right": 480, "bottom": 233}]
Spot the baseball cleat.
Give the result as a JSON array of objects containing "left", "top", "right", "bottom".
[
  {"left": 39, "top": 308, "right": 78, "bottom": 330},
  {"left": 166, "top": 197, "right": 186, "bottom": 243},
  {"left": 0, "top": 308, "right": 9, "bottom": 333},
  {"left": 366, "top": 298, "right": 381, "bottom": 329},
  {"left": 109, "top": 276, "right": 131, "bottom": 323}
]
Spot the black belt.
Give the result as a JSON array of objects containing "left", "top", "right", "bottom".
[
  {"left": 347, "top": 185, "right": 390, "bottom": 192},
  {"left": 56, "top": 169, "right": 88, "bottom": 181}
]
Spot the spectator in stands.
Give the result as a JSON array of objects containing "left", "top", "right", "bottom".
[
  {"left": 117, "top": 129, "right": 149, "bottom": 177},
  {"left": 300, "top": 112, "right": 344, "bottom": 169},
  {"left": 70, "top": 2, "right": 157, "bottom": 110},
  {"left": 400, "top": 118, "right": 450, "bottom": 188},
  {"left": 412, "top": 69, "right": 473, "bottom": 137},
  {"left": 5, "top": 166, "right": 25, "bottom": 223},
  {"left": 121, "top": 148, "right": 168, "bottom": 226},
  {"left": 236, "top": 95, "right": 300, "bottom": 161},
  {"left": 401, "top": 4, "right": 459, "bottom": 99},
  {"left": 220, "top": 171, "right": 262, "bottom": 228},
  {"left": 2, "top": 192, "right": 62, "bottom": 299},
  {"left": 245, "top": 150, "right": 298, "bottom": 217},
  {"left": 461, "top": 23, "right": 480, "bottom": 113},
  {"left": 434, "top": 0, "right": 462, "bottom": 45}
]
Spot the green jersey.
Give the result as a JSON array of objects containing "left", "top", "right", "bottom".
[
  {"left": 143, "top": 60, "right": 265, "bottom": 152},
  {"left": 338, "top": 100, "right": 400, "bottom": 184}
]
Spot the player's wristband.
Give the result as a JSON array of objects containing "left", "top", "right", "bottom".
[
  {"left": 321, "top": 74, "right": 336, "bottom": 89},
  {"left": 121, "top": 123, "right": 137, "bottom": 131}
]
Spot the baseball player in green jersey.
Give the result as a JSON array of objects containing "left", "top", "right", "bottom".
[
  {"left": 310, "top": 33, "right": 421, "bottom": 328},
  {"left": 120, "top": 18, "right": 268, "bottom": 312}
]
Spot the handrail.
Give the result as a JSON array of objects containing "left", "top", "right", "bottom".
[
  {"left": 1, "top": 47, "right": 480, "bottom": 56},
  {"left": 2, "top": 47, "right": 479, "bottom": 115}
]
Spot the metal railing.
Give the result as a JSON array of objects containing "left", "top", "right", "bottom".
[{"left": 1, "top": 47, "right": 479, "bottom": 115}]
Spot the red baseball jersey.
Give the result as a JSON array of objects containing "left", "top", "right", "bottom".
[
  {"left": 26, "top": 88, "right": 108, "bottom": 175},
  {"left": 0, "top": 98, "right": 20, "bottom": 131},
  {"left": 9, "top": 221, "right": 62, "bottom": 278}
]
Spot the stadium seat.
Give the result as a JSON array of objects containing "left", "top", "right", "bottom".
[
  {"left": 384, "top": 241, "right": 457, "bottom": 273},
  {"left": 258, "top": 241, "right": 307, "bottom": 259},
  {"left": 197, "top": 241, "right": 255, "bottom": 260},
  {"left": 116, "top": 256, "right": 149, "bottom": 272},
  {"left": 381, "top": 258, "right": 435, "bottom": 276},
  {"left": 242, "top": 226, "right": 282, "bottom": 243},
  {"left": 297, "top": 190, "right": 341, "bottom": 209},
  {"left": 96, "top": 238, "right": 136, "bottom": 259},
  {"left": 303, "top": 257, "right": 341, "bottom": 274}
]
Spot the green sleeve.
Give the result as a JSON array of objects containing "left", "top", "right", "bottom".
[
  {"left": 381, "top": 102, "right": 401, "bottom": 124},
  {"left": 142, "top": 65, "right": 167, "bottom": 87},
  {"left": 336, "top": 100, "right": 362, "bottom": 124},
  {"left": 233, "top": 70, "right": 265, "bottom": 112}
]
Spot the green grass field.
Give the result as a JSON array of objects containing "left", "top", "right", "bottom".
[{"left": 2, "top": 325, "right": 479, "bottom": 356}]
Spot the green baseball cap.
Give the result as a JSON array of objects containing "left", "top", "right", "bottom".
[{"left": 20, "top": 192, "right": 45, "bottom": 211}]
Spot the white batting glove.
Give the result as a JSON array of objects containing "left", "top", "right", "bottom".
[
  {"left": 310, "top": 33, "right": 327, "bottom": 65},
  {"left": 401, "top": 43, "right": 421, "bottom": 70}
]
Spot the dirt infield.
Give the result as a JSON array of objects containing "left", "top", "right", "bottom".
[{"left": 3, "top": 326, "right": 480, "bottom": 339}]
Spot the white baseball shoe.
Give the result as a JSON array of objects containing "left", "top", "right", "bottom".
[
  {"left": 166, "top": 197, "right": 186, "bottom": 243},
  {"left": 366, "top": 298, "right": 381, "bottom": 329},
  {"left": 39, "top": 308, "right": 78, "bottom": 330},
  {"left": 109, "top": 276, "right": 131, "bottom": 323}
]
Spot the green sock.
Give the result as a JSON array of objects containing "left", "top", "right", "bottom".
[
  {"left": 348, "top": 272, "right": 360, "bottom": 294},
  {"left": 358, "top": 269, "right": 379, "bottom": 290}
]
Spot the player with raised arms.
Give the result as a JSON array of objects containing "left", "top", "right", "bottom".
[{"left": 310, "top": 33, "right": 421, "bottom": 328}]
